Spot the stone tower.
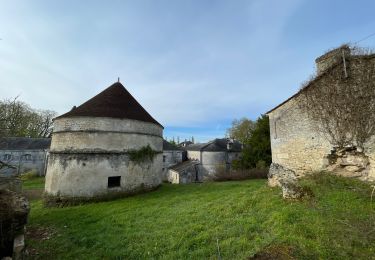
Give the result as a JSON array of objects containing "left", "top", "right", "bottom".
[{"left": 45, "top": 82, "right": 163, "bottom": 201}]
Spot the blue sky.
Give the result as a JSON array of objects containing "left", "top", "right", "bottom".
[{"left": 1, "top": 0, "right": 375, "bottom": 142}]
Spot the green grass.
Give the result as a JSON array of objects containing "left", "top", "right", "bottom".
[
  {"left": 22, "top": 176, "right": 45, "bottom": 190},
  {"left": 26, "top": 174, "right": 375, "bottom": 259}
]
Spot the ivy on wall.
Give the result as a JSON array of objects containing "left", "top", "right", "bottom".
[{"left": 128, "top": 145, "right": 158, "bottom": 163}]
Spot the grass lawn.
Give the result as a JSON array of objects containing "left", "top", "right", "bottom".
[
  {"left": 22, "top": 176, "right": 45, "bottom": 190},
  {"left": 25, "top": 174, "right": 375, "bottom": 259}
]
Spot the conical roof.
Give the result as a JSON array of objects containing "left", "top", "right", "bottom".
[{"left": 56, "top": 82, "right": 163, "bottom": 127}]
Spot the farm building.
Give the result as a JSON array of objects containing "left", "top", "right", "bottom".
[
  {"left": 0, "top": 137, "right": 50, "bottom": 176},
  {"left": 267, "top": 45, "right": 375, "bottom": 185},
  {"left": 185, "top": 138, "right": 242, "bottom": 179},
  {"left": 162, "top": 140, "right": 184, "bottom": 180},
  {"left": 45, "top": 82, "right": 164, "bottom": 200}
]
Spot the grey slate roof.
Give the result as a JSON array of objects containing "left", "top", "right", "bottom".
[
  {"left": 169, "top": 160, "right": 199, "bottom": 173},
  {"left": 0, "top": 137, "right": 51, "bottom": 150},
  {"left": 185, "top": 138, "right": 242, "bottom": 152},
  {"left": 163, "top": 140, "right": 181, "bottom": 151}
]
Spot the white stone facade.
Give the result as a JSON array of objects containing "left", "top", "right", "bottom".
[{"left": 45, "top": 117, "right": 163, "bottom": 198}]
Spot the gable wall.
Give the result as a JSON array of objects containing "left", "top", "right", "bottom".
[
  {"left": 268, "top": 98, "right": 332, "bottom": 176},
  {"left": 269, "top": 96, "right": 375, "bottom": 181}
]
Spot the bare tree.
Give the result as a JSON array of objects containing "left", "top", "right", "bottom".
[
  {"left": 298, "top": 45, "right": 375, "bottom": 151},
  {"left": 0, "top": 98, "right": 57, "bottom": 170},
  {"left": 0, "top": 98, "right": 57, "bottom": 138}
]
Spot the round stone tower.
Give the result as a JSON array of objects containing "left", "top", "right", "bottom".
[{"left": 45, "top": 82, "right": 163, "bottom": 201}]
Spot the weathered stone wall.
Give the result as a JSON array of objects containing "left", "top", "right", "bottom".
[
  {"left": 187, "top": 151, "right": 241, "bottom": 178},
  {"left": 45, "top": 117, "right": 163, "bottom": 199},
  {"left": 268, "top": 91, "right": 375, "bottom": 181},
  {"left": 168, "top": 168, "right": 196, "bottom": 184},
  {"left": 0, "top": 150, "right": 48, "bottom": 176},
  {"left": 51, "top": 117, "right": 162, "bottom": 152},
  {"left": 45, "top": 153, "right": 162, "bottom": 197},
  {"left": 162, "top": 150, "right": 183, "bottom": 180},
  {"left": 268, "top": 98, "right": 331, "bottom": 177}
]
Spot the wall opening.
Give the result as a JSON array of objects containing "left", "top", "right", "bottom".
[{"left": 108, "top": 176, "right": 121, "bottom": 188}]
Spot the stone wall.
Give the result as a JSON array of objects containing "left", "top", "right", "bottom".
[
  {"left": 187, "top": 151, "right": 241, "bottom": 178},
  {"left": 45, "top": 117, "right": 163, "bottom": 199},
  {"left": 268, "top": 88, "right": 375, "bottom": 182},
  {"left": 45, "top": 153, "right": 162, "bottom": 197},
  {"left": 162, "top": 150, "right": 183, "bottom": 180}
]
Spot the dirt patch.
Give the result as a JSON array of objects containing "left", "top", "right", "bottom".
[
  {"left": 26, "top": 225, "right": 57, "bottom": 257},
  {"left": 249, "top": 244, "right": 295, "bottom": 260}
]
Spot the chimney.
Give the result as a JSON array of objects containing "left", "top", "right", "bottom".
[{"left": 315, "top": 45, "right": 350, "bottom": 74}]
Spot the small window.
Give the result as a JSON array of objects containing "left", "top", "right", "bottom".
[
  {"left": 24, "top": 154, "right": 32, "bottom": 161},
  {"left": 163, "top": 155, "right": 166, "bottom": 162},
  {"left": 108, "top": 176, "right": 121, "bottom": 188},
  {"left": 3, "top": 154, "right": 12, "bottom": 161}
]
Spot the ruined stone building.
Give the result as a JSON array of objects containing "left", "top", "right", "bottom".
[
  {"left": 0, "top": 137, "right": 51, "bottom": 176},
  {"left": 185, "top": 138, "right": 242, "bottom": 179},
  {"left": 45, "top": 82, "right": 164, "bottom": 200},
  {"left": 267, "top": 46, "right": 375, "bottom": 184}
]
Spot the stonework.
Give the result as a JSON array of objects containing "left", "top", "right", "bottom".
[
  {"left": 187, "top": 151, "right": 239, "bottom": 178},
  {"left": 267, "top": 47, "right": 375, "bottom": 184},
  {"left": 268, "top": 98, "right": 332, "bottom": 177},
  {"left": 162, "top": 150, "right": 183, "bottom": 180},
  {"left": 45, "top": 82, "right": 164, "bottom": 201},
  {"left": 45, "top": 117, "right": 163, "bottom": 199}
]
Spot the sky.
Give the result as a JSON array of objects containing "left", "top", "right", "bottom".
[{"left": 1, "top": 0, "right": 375, "bottom": 142}]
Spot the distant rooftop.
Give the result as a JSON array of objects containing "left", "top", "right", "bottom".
[
  {"left": 0, "top": 137, "right": 51, "bottom": 150},
  {"left": 56, "top": 82, "right": 163, "bottom": 127},
  {"left": 185, "top": 138, "right": 242, "bottom": 152},
  {"left": 163, "top": 140, "right": 181, "bottom": 151}
]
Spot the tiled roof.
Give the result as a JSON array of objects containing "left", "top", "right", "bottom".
[
  {"left": 56, "top": 82, "right": 163, "bottom": 127},
  {"left": 169, "top": 160, "right": 199, "bottom": 173},
  {"left": 0, "top": 137, "right": 51, "bottom": 150}
]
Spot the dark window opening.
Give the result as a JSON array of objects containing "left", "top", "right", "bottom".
[
  {"left": 163, "top": 155, "right": 166, "bottom": 162},
  {"left": 108, "top": 176, "right": 121, "bottom": 188},
  {"left": 24, "top": 154, "right": 32, "bottom": 161},
  {"left": 3, "top": 154, "right": 12, "bottom": 161}
]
